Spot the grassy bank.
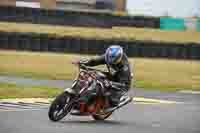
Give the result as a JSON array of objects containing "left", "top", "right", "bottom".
[
  {"left": 0, "top": 50, "right": 200, "bottom": 91},
  {"left": 0, "top": 22, "right": 200, "bottom": 43},
  {"left": 0, "top": 82, "right": 62, "bottom": 99}
]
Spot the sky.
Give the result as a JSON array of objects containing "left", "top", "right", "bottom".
[{"left": 126, "top": 0, "right": 200, "bottom": 18}]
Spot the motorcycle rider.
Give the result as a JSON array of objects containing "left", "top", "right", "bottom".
[{"left": 72, "top": 45, "right": 133, "bottom": 113}]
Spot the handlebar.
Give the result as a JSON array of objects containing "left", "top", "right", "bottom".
[
  {"left": 72, "top": 61, "right": 127, "bottom": 90},
  {"left": 71, "top": 60, "right": 105, "bottom": 73},
  {"left": 78, "top": 63, "right": 106, "bottom": 74}
]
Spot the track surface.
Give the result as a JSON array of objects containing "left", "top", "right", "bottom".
[
  {"left": 0, "top": 97, "right": 200, "bottom": 133},
  {"left": 0, "top": 76, "right": 200, "bottom": 133}
]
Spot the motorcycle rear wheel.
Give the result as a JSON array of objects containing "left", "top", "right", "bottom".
[
  {"left": 92, "top": 112, "right": 112, "bottom": 121},
  {"left": 48, "top": 92, "right": 73, "bottom": 122}
]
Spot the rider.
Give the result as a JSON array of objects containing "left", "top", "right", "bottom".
[{"left": 73, "top": 45, "right": 133, "bottom": 113}]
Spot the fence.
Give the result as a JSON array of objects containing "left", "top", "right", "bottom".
[{"left": 0, "top": 31, "right": 200, "bottom": 60}]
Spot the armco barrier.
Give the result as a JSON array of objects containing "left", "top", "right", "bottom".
[
  {"left": 0, "top": 31, "right": 200, "bottom": 59},
  {"left": 0, "top": 6, "right": 160, "bottom": 28}
]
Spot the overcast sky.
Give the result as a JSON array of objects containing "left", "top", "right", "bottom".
[{"left": 126, "top": 0, "right": 200, "bottom": 18}]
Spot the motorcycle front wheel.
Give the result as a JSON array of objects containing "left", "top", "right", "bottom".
[{"left": 48, "top": 92, "right": 73, "bottom": 122}]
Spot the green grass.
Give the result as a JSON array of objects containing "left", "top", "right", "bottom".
[
  {"left": 0, "top": 50, "right": 200, "bottom": 92},
  {"left": 0, "top": 22, "right": 200, "bottom": 43},
  {"left": 0, "top": 82, "right": 63, "bottom": 99}
]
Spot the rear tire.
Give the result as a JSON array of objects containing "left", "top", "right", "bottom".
[
  {"left": 92, "top": 95, "right": 112, "bottom": 121},
  {"left": 48, "top": 92, "right": 73, "bottom": 122},
  {"left": 92, "top": 112, "right": 112, "bottom": 121}
]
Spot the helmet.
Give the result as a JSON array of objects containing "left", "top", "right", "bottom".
[{"left": 105, "top": 45, "right": 123, "bottom": 65}]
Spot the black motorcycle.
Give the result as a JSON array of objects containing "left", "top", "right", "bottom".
[{"left": 48, "top": 63, "right": 132, "bottom": 122}]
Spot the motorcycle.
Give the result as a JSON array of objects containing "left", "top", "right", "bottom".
[{"left": 48, "top": 62, "right": 132, "bottom": 122}]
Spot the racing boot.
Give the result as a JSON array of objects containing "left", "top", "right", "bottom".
[
  {"left": 104, "top": 94, "right": 132, "bottom": 113},
  {"left": 117, "top": 94, "right": 132, "bottom": 108}
]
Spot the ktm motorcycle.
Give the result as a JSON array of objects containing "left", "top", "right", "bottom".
[{"left": 48, "top": 63, "right": 132, "bottom": 122}]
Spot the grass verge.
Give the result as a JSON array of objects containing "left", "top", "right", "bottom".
[
  {"left": 0, "top": 22, "right": 200, "bottom": 43},
  {"left": 0, "top": 82, "right": 63, "bottom": 99},
  {"left": 0, "top": 50, "right": 200, "bottom": 91}
]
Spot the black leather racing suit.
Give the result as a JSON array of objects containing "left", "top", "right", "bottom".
[{"left": 81, "top": 53, "right": 133, "bottom": 106}]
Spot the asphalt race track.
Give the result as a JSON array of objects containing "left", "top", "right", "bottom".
[{"left": 0, "top": 76, "right": 200, "bottom": 133}]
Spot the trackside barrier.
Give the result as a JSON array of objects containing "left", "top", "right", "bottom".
[
  {"left": 160, "top": 17, "right": 186, "bottom": 31},
  {"left": 197, "top": 19, "right": 200, "bottom": 32},
  {"left": 0, "top": 6, "right": 160, "bottom": 28},
  {"left": 0, "top": 31, "right": 199, "bottom": 60}
]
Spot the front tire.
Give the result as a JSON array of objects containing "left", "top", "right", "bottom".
[{"left": 48, "top": 92, "right": 73, "bottom": 122}]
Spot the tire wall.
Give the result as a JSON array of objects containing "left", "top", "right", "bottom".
[
  {"left": 0, "top": 6, "right": 160, "bottom": 28},
  {"left": 0, "top": 32, "right": 200, "bottom": 60}
]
